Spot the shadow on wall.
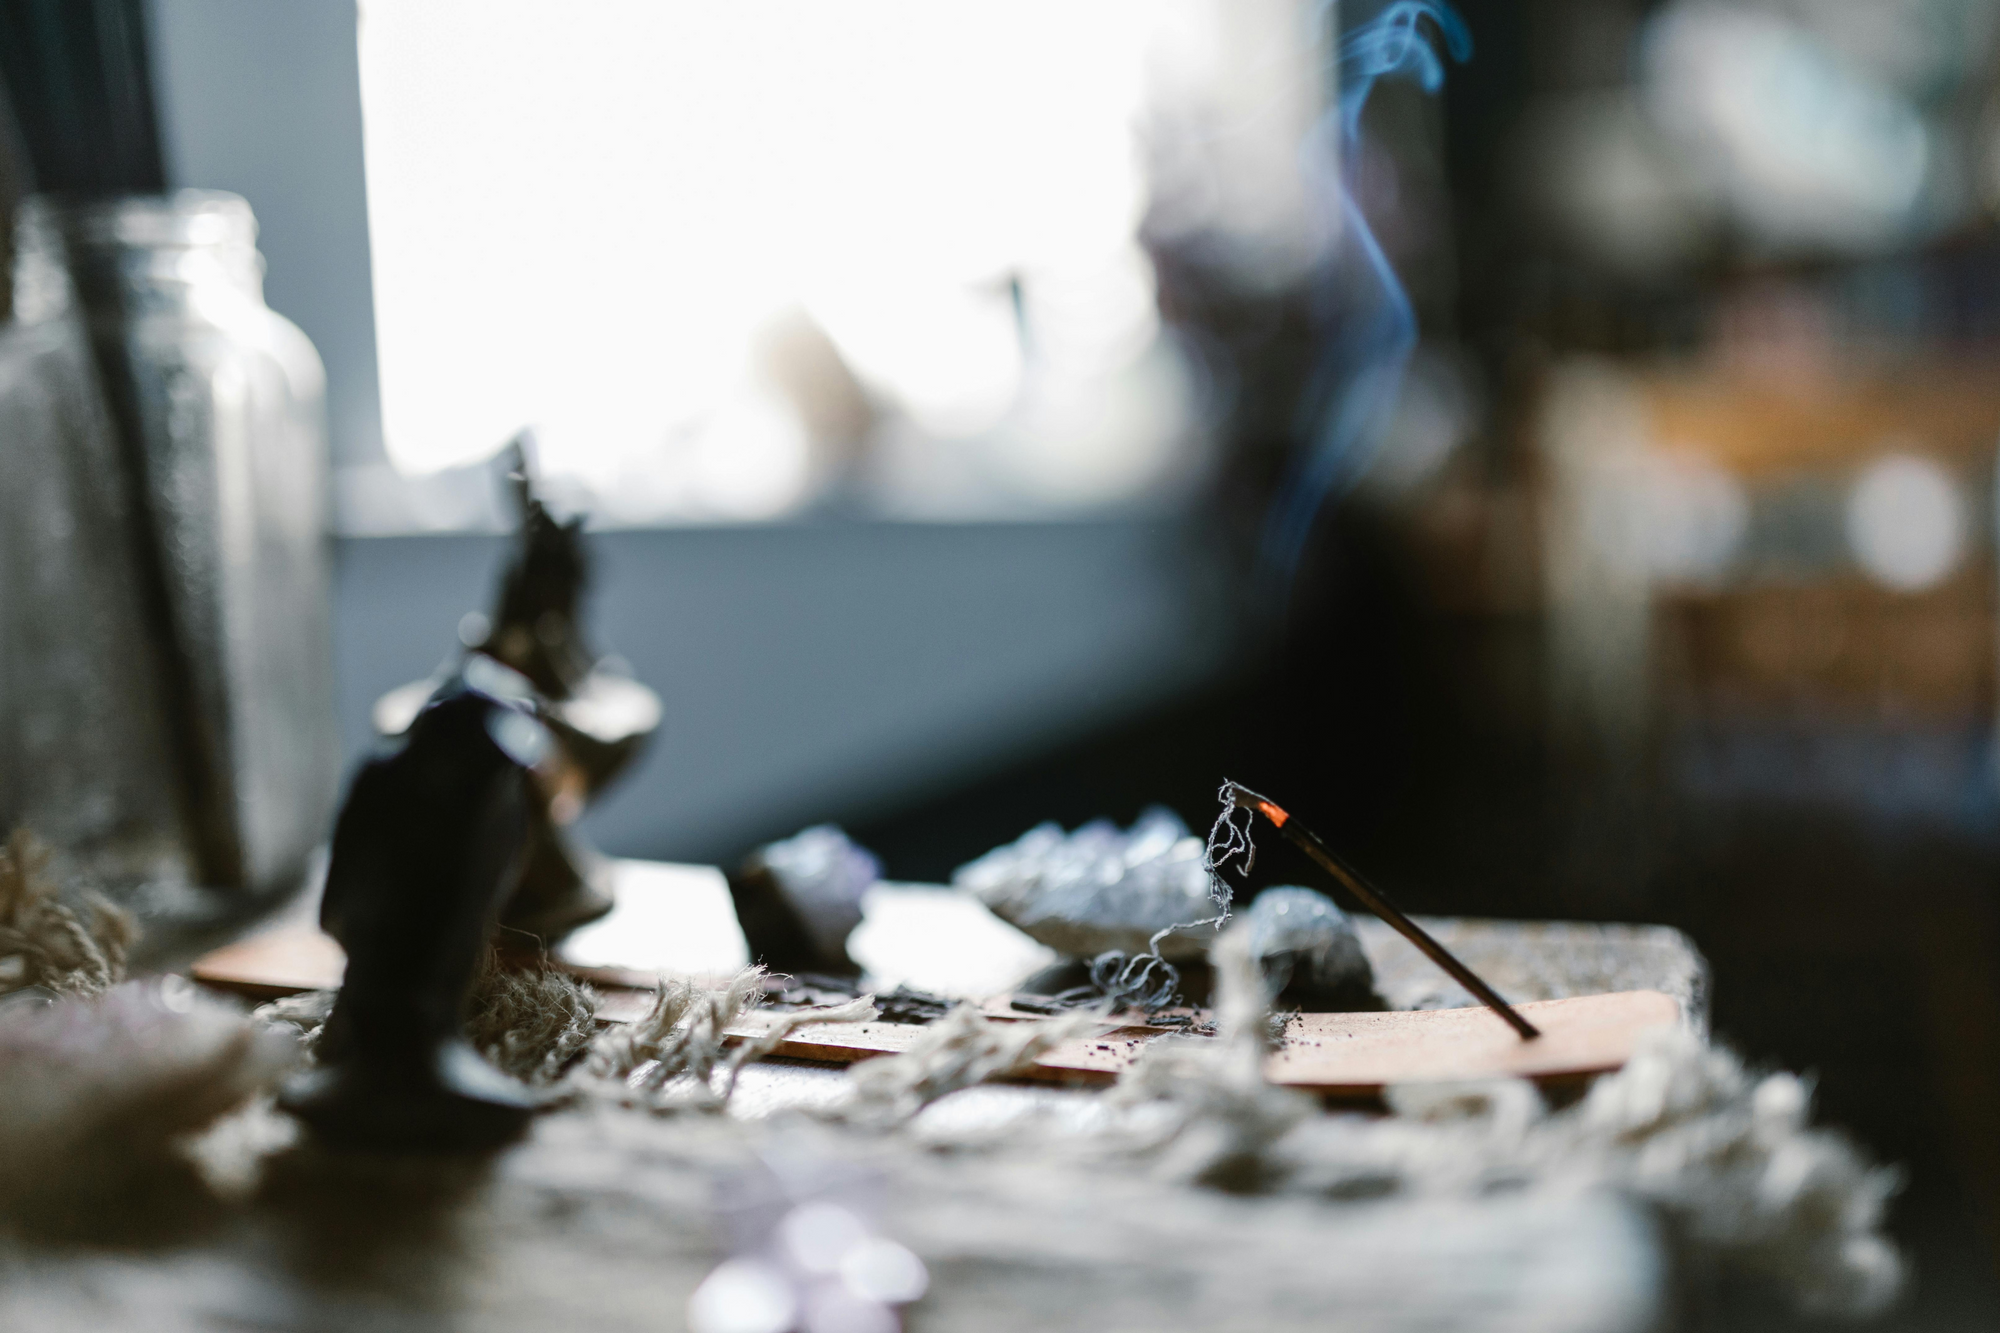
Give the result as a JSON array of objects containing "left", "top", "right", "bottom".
[{"left": 332, "top": 519, "right": 1229, "bottom": 867}]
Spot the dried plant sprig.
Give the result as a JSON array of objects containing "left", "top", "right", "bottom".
[{"left": 0, "top": 830, "right": 137, "bottom": 999}]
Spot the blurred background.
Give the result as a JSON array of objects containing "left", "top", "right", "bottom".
[{"left": 4, "top": 0, "right": 1999, "bottom": 1324}]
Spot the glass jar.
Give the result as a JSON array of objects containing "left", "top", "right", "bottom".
[{"left": 0, "top": 191, "right": 337, "bottom": 897}]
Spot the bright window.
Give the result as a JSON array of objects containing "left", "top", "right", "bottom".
[{"left": 356, "top": 0, "right": 1232, "bottom": 523}]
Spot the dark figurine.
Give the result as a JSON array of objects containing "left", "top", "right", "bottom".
[
  {"left": 369, "top": 434, "right": 661, "bottom": 944},
  {"left": 479, "top": 441, "right": 594, "bottom": 700},
  {"left": 473, "top": 443, "right": 613, "bottom": 942},
  {"left": 280, "top": 655, "right": 555, "bottom": 1150},
  {"left": 285, "top": 439, "right": 662, "bottom": 1148}
]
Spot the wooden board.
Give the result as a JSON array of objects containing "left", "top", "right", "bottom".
[
  {"left": 189, "top": 846, "right": 1687, "bottom": 1100},
  {"left": 189, "top": 924, "right": 720, "bottom": 1023},
  {"left": 191, "top": 924, "right": 1161, "bottom": 1029},
  {"left": 718, "top": 1010, "right": 1162, "bottom": 1083},
  {"left": 189, "top": 924, "right": 347, "bottom": 999},
  {"left": 188, "top": 924, "right": 1058, "bottom": 1025},
  {"left": 188, "top": 924, "right": 1675, "bottom": 1090},
  {"left": 722, "top": 990, "right": 1680, "bottom": 1093},
  {"left": 1268, "top": 989, "right": 1678, "bottom": 1089}
]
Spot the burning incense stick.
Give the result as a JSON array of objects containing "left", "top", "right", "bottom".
[{"left": 1218, "top": 781, "right": 1540, "bottom": 1040}]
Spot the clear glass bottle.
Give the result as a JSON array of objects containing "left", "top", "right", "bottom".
[{"left": 0, "top": 190, "right": 337, "bottom": 897}]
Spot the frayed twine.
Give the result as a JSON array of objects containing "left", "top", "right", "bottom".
[
  {"left": 240, "top": 939, "right": 1902, "bottom": 1318},
  {"left": 469, "top": 958, "right": 601, "bottom": 1087},
  {"left": 1226, "top": 1031, "right": 1905, "bottom": 1318},
  {"left": 0, "top": 830, "right": 137, "bottom": 1001},
  {"left": 1102, "top": 917, "right": 1313, "bottom": 1189},
  {"left": 1084, "top": 950, "right": 1182, "bottom": 1012},
  {"left": 255, "top": 954, "right": 608, "bottom": 1088},
  {"left": 0, "top": 830, "right": 297, "bottom": 1215},
  {"left": 450, "top": 961, "right": 1094, "bottom": 1126},
  {"left": 581, "top": 969, "right": 876, "bottom": 1112},
  {"left": 1205, "top": 780, "right": 1257, "bottom": 893},
  {"left": 1089, "top": 905, "right": 1906, "bottom": 1319},
  {"left": 1070, "top": 784, "right": 1260, "bottom": 1015},
  {"left": 839, "top": 1004, "right": 1103, "bottom": 1129},
  {"left": 259, "top": 962, "right": 879, "bottom": 1113},
  {"left": 0, "top": 980, "right": 300, "bottom": 1214}
]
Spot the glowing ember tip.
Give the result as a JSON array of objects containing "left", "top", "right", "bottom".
[{"left": 1256, "top": 801, "right": 1289, "bottom": 827}]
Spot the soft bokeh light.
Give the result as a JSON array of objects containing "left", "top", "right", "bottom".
[
  {"left": 1846, "top": 451, "right": 1965, "bottom": 591},
  {"left": 687, "top": 1258, "right": 797, "bottom": 1333},
  {"left": 1645, "top": 3, "right": 1930, "bottom": 253}
]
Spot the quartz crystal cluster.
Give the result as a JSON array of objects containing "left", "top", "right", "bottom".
[
  {"left": 754, "top": 826, "right": 879, "bottom": 963},
  {"left": 1232, "top": 886, "right": 1379, "bottom": 1011},
  {"left": 953, "top": 807, "right": 1224, "bottom": 960}
]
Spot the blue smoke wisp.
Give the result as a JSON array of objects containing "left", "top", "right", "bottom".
[{"left": 1260, "top": 1, "right": 1471, "bottom": 595}]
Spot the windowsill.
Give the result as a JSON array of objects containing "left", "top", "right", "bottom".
[{"left": 332, "top": 459, "right": 1204, "bottom": 538}]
